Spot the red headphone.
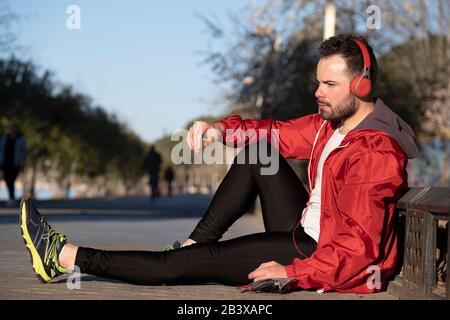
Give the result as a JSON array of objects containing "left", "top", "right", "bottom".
[{"left": 350, "top": 38, "right": 372, "bottom": 98}]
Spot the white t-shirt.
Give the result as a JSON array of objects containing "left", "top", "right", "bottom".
[{"left": 301, "top": 128, "right": 347, "bottom": 242}]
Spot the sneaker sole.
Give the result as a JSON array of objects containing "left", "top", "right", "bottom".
[{"left": 19, "top": 199, "right": 52, "bottom": 284}]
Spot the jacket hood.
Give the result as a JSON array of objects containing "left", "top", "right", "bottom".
[{"left": 351, "top": 99, "right": 418, "bottom": 159}]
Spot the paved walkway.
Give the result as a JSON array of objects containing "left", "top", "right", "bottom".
[{"left": 0, "top": 195, "right": 397, "bottom": 300}]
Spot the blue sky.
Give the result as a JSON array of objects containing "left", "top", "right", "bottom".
[{"left": 6, "top": 0, "right": 247, "bottom": 143}]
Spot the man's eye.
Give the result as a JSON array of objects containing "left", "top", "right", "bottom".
[{"left": 327, "top": 83, "right": 336, "bottom": 87}]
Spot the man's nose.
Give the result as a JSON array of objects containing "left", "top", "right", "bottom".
[{"left": 315, "top": 85, "right": 325, "bottom": 99}]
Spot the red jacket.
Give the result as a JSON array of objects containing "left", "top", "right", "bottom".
[{"left": 217, "top": 99, "right": 418, "bottom": 293}]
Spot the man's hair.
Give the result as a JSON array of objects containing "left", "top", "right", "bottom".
[{"left": 319, "top": 34, "right": 378, "bottom": 91}]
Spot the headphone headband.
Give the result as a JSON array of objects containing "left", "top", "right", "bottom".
[{"left": 351, "top": 38, "right": 371, "bottom": 70}]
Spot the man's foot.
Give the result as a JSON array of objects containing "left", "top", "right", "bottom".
[{"left": 19, "top": 198, "right": 69, "bottom": 283}]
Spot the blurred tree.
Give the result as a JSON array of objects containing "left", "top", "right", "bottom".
[
  {"left": 0, "top": 0, "right": 18, "bottom": 53},
  {"left": 199, "top": 0, "right": 449, "bottom": 138},
  {"left": 376, "top": 35, "right": 450, "bottom": 139},
  {"left": 0, "top": 57, "right": 147, "bottom": 198},
  {"left": 196, "top": 0, "right": 449, "bottom": 188}
]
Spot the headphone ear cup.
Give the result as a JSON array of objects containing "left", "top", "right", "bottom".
[{"left": 351, "top": 76, "right": 372, "bottom": 98}]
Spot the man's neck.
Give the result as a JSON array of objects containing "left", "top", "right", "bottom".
[{"left": 338, "top": 99, "right": 375, "bottom": 134}]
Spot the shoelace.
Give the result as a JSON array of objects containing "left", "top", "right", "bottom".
[{"left": 41, "top": 218, "right": 65, "bottom": 267}]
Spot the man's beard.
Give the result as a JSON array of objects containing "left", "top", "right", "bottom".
[{"left": 318, "top": 94, "right": 358, "bottom": 121}]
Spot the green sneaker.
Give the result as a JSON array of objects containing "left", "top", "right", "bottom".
[{"left": 19, "top": 198, "right": 69, "bottom": 283}]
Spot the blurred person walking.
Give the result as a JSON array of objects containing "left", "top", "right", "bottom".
[
  {"left": 143, "top": 145, "right": 162, "bottom": 201},
  {"left": 164, "top": 166, "right": 175, "bottom": 197},
  {"left": 0, "top": 122, "right": 27, "bottom": 207}
]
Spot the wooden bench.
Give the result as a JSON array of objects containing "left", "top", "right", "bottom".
[{"left": 388, "top": 187, "right": 449, "bottom": 299}]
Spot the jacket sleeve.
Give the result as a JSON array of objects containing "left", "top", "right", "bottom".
[
  {"left": 284, "top": 140, "right": 407, "bottom": 291},
  {"left": 216, "top": 114, "right": 323, "bottom": 160}
]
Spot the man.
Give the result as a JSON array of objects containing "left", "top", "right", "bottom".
[
  {"left": 19, "top": 34, "right": 417, "bottom": 294},
  {"left": 1, "top": 122, "right": 27, "bottom": 206}
]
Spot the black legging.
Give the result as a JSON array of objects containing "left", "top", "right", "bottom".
[{"left": 75, "top": 144, "right": 317, "bottom": 286}]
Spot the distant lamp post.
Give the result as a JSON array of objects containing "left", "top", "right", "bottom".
[{"left": 324, "top": 0, "right": 336, "bottom": 40}]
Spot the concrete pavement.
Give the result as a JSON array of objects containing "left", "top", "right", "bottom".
[{"left": 0, "top": 194, "right": 397, "bottom": 300}]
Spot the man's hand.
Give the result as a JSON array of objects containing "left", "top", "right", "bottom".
[
  {"left": 187, "top": 121, "right": 223, "bottom": 153},
  {"left": 182, "top": 238, "right": 197, "bottom": 247},
  {"left": 248, "top": 261, "right": 288, "bottom": 282}
]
